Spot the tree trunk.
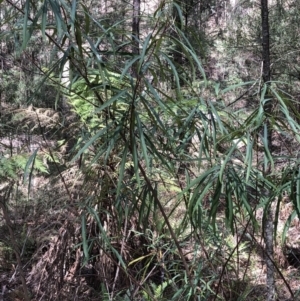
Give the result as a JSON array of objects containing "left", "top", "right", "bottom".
[
  {"left": 261, "top": 0, "right": 275, "bottom": 300},
  {"left": 261, "top": 0, "right": 271, "bottom": 84},
  {"left": 132, "top": 0, "right": 140, "bottom": 78}
]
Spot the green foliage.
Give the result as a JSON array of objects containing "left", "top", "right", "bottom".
[
  {"left": 68, "top": 70, "right": 130, "bottom": 129},
  {"left": 142, "top": 280, "right": 173, "bottom": 301},
  {"left": 0, "top": 154, "right": 48, "bottom": 181},
  {"left": 2, "top": 0, "right": 300, "bottom": 300}
]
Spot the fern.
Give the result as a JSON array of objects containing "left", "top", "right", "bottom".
[
  {"left": 68, "top": 69, "right": 130, "bottom": 129},
  {"left": 142, "top": 280, "right": 172, "bottom": 301},
  {"left": 0, "top": 154, "right": 48, "bottom": 182},
  {"left": 0, "top": 157, "right": 17, "bottom": 179}
]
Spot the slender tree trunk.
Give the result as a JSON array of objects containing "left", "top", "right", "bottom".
[
  {"left": 132, "top": 0, "right": 140, "bottom": 78},
  {"left": 261, "top": 0, "right": 275, "bottom": 300},
  {"left": 261, "top": 0, "right": 271, "bottom": 84}
]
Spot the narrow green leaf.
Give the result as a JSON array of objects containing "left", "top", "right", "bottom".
[
  {"left": 270, "top": 86, "right": 300, "bottom": 138},
  {"left": 176, "top": 34, "right": 207, "bottom": 83},
  {"left": 41, "top": 2, "right": 47, "bottom": 41},
  {"left": 136, "top": 113, "right": 149, "bottom": 170},
  {"left": 244, "top": 134, "right": 253, "bottom": 182},
  {"left": 219, "top": 143, "right": 237, "bottom": 182},
  {"left": 21, "top": 0, "right": 30, "bottom": 50},
  {"left": 81, "top": 3, "right": 90, "bottom": 34},
  {"left": 209, "top": 103, "right": 227, "bottom": 135},
  {"left": 225, "top": 183, "right": 234, "bottom": 234},
  {"left": 262, "top": 123, "right": 274, "bottom": 171},
  {"left": 178, "top": 166, "right": 219, "bottom": 197},
  {"left": 172, "top": 2, "right": 184, "bottom": 29},
  {"left": 72, "top": 124, "right": 113, "bottom": 162},
  {"left": 274, "top": 193, "right": 282, "bottom": 242},
  {"left": 161, "top": 53, "right": 180, "bottom": 90},
  {"left": 191, "top": 178, "right": 214, "bottom": 216},
  {"left": 120, "top": 56, "right": 141, "bottom": 80},
  {"left": 71, "top": 0, "right": 77, "bottom": 34},
  {"left": 75, "top": 24, "right": 83, "bottom": 56},
  {"left": 138, "top": 33, "right": 152, "bottom": 74},
  {"left": 81, "top": 214, "right": 89, "bottom": 265},
  {"left": 23, "top": 148, "right": 39, "bottom": 195},
  {"left": 48, "top": 0, "right": 67, "bottom": 38},
  {"left": 144, "top": 132, "right": 174, "bottom": 172},
  {"left": 260, "top": 84, "right": 268, "bottom": 103},
  {"left": 221, "top": 81, "right": 255, "bottom": 94},
  {"left": 87, "top": 207, "right": 127, "bottom": 270},
  {"left": 209, "top": 179, "right": 222, "bottom": 232},
  {"left": 131, "top": 133, "right": 140, "bottom": 188},
  {"left": 282, "top": 211, "right": 297, "bottom": 245},
  {"left": 116, "top": 143, "right": 128, "bottom": 198},
  {"left": 86, "top": 36, "right": 105, "bottom": 63},
  {"left": 95, "top": 90, "right": 128, "bottom": 113}
]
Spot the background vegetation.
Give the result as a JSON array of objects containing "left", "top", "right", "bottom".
[{"left": 1, "top": 0, "right": 300, "bottom": 300}]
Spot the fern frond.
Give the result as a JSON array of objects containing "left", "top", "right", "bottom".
[{"left": 0, "top": 153, "right": 49, "bottom": 182}]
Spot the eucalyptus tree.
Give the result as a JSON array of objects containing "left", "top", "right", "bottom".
[
  {"left": 260, "top": 0, "right": 275, "bottom": 299},
  {"left": 221, "top": 0, "right": 300, "bottom": 298}
]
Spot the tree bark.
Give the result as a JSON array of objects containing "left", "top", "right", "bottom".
[
  {"left": 261, "top": 0, "right": 271, "bottom": 84},
  {"left": 132, "top": 0, "right": 140, "bottom": 78},
  {"left": 261, "top": 0, "right": 275, "bottom": 300}
]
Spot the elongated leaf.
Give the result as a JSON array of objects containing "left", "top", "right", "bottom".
[
  {"left": 23, "top": 148, "right": 38, "bottom": 194},
  {"left": 72, "top": 124, "right": 113, "bottom": 162},
  {"left": 225, "top": 182, "right": 234, "bottom": 234},
  {"left": 174, "top": 33, "right": 207, "bottom": 83},
  {"left": 282, "top": 211, "right": 297, "bottom": 245},
  {"left": 70, "top": 0, "right": 77, "bottom": 34},
  {"left": 244, "top": 133, "right": 253, "bottom": 182},
  {"left": 136, "top": 113, "right": 149, "bottom": 169},
  {"left": 221, "top": 81, "right": 255, "bottom": 94},
  {"left": 95, "top": 89, "right": 128, "bottom": 113},
  {"left": 138, "top": 33, "right": 152, "bottom": 74},
  {"left": 274, "top": 193, "right": 282, "bottom": 241},
  {"left": 81, "top": 3, "right": 90, "bottom": 34},
  {"left": 172, "top": 2, "right": 184, "bottom": 29},
  {"left": 48, "top": 0, "right": 67, "bottom": 38},
  {"left": 81, "top": 214, "right": 89, "bottom": 265},
  {"left": 41, "top": 2, "right": 47, "bottom": 41},
  {"left": 87, "top": 207, "right": 127, "bottom": 270},
  {"left": 161, "top": 53, "right": 180, "bottom": 90},
  {"left": 131, "top": 131, "right": 141, "bottom": 188},
  {"left": 120, "top": 56, "right": 141, "bottom": 80},
  {"left": 128, "top": 253, "right": 153, "bottom": 266},
  {"left": 21, "top": 0, "right": 30, "bottom": 50},
  {"left": 262, "top": 123, "right": 274, "bottom": 171},
  {"left": 209, "top": 179, "right": 222, "bottom": 232},
  {"left": 190, "top": 177, "right": 213, "bottom": 216},
  {"left": 116, "top": 143, "right": 128, "bottom": 198},
  {"left": 219, "top": 143, "right": 237, "bottom": 182}
]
